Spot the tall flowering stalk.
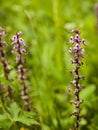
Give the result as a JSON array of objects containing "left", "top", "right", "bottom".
[
  {"left": 67, "top": 29, "right": 85, "bottom": 130},
  {"left": 11, "top": 31, "right": 31, "bottom": 111},
  {"left": 0, "top": 27, "right": 14, "bottom": 102}
]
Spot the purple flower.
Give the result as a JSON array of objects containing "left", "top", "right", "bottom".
[
  {"left": 73, "top": 44, "right": 81, "bottom": 53},
  {"left": 67, "top": 29, "right": 86, "bottom": 130},
  {"left": 19, "top": 38, "right": 26, "bottom": 46},
  {"left": 11, "top": 32, "right": 27, "bottom": 55},
  {"left": 70, "top": 36, "right": 74, "bottom": 43},
  {"left": 12, "top": 35, "right": 18, "bottom": 44},
  {"left": 11, "top": 31, "right": 31, "bottom": 111},
  {"left": 17, "top": 31, "right": 23, "bottom": 36}
]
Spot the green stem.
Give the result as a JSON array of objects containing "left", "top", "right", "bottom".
[{"left": 52, "top": 0, "right": 63, "bottom": 72}]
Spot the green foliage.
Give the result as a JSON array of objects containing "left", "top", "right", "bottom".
[
  {"left": 0, "top": 0, "right": 98, "bottom": 129},
  {"left": 0, "top": 102, "right": 38, "bottom": 130}
]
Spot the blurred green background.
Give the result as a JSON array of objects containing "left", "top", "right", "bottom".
[{"left": 0, "top": 0, "right": 98, "bottom": 129}]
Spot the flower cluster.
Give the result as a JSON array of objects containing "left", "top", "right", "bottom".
[
  {"left": 67, "top": 29, "right": 85, "bottom": 130},
  {"left": 11, "top": 32, "right": 31, "bottom": 111},
  {"left": 0, "top": 27, "right": 13, "bottom": 102}
]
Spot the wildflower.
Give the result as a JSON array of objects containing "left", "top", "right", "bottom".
[
  {"left": 0, "top": 27, "right": 14, "bottom": 102},
  {"left": 67, "top": 29, "right": 86, "bottom": 130},
  {"left": 11, "top": 32, "right": 31, "bottom": 111}
]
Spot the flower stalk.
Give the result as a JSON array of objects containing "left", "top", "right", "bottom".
[
  {"left": 67, "top": 29, "right": 85, "bottom": 130},
  {"left": 0, "top": 27, "right": 14, "bottom": 102},
  {"left": 11, "top": 31, "right": 31, "bottom": 111}
]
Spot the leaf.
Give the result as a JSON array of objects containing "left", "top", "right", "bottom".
[
  {"left": 7, "top": 102, "right": 21, "bottom": 119},
  {"left": 18, "top": 111, "right": 39, "bottom": 126},
  {"left": 0, "top": 116, "right": 12, "bottom": 129},
  {"left": 6, "top": 102, "right": 39, "bottom": 126},
  {"left": 18, "top": 115, "right": 39, "bottom": 126}
]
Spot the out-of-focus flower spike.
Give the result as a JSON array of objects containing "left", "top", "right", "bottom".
[{"left": 66, "top": 29, "right": 86, "bottom": 130}]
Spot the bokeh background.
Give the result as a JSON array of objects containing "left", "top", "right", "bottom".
[{"left": 0, "top": 0, "right": 98, "bottom": 129}]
